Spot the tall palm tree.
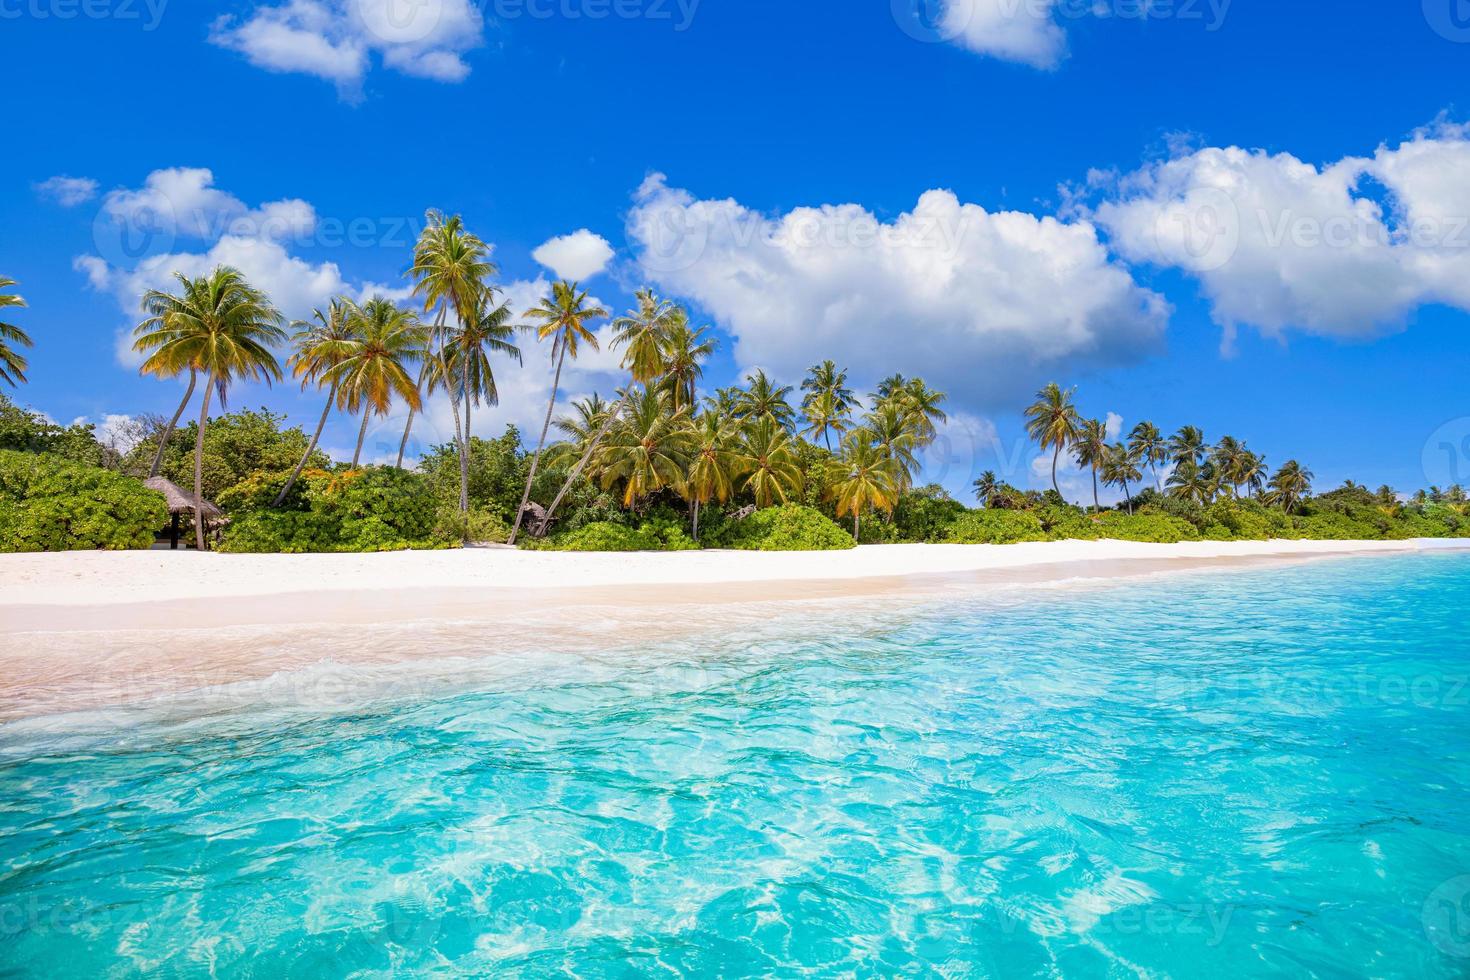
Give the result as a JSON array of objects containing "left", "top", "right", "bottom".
[
  {"left": 509, "top": 280, "right": 607, "bottom": 544},
  {"left": 328, "top": 298, "right": 426, "bottom": 467},
  {"left": 659, "top": 314, "right": 717, "bottom": 411},
  {"left": 275, "top": 299, "right": 358, "bottom": 505},
  {"left": 827, "top": 431, "right": 899, "bottom": 539},
  {"left": 873, "top": 373, "right": 908, "bottom": 402},
  {"left": 1102, "top": 443, "right": 1143, "bottom": 515},
  {"left": 1211, "top": 435, "right": 1248, "bottom": 497},
  {"left": 134, "top": 267, "right": 285, "bottom": 550},
  {"left": 1239, "top": 450, "right": 1268, "bottom": 499},
  {"left": 0, "top": 277, "right": 32, "bottom": 387},
  {"left": 549, "top": 393, "right": 613, "bottom": 469},
  {"left": 596, "top": 386, "right": 689, "bottom": 508},
  {"left": 1166, "top": 458, "right": 1214, "bottom": 505},
  {"left": 800, "top": 360, "right": 856, "bottom": 450},
  {"left": 735, "top": 370, "right": 797, "bottom": 429},
  {"left": 408, "top": 210, "right": 494, "bottom": 508},
  {"left": 1024, "top": 382, "right": 1081, "bottom": 498},
  {"left": 1128, "top": 421, "right": 1167, "bottom": 490},
  {"left": 683, "top": 408, "right": 740, "bottom": 540},
  {"left": 1169, "top": 425, "right": 1207, "bottom": 468},
  {"left": 1268, "top": 460, "right": 1313, "bottom": 513},
  {"left": 732, "top": 415, "right": 803, "bottom": 507},
  {"left": 973, "top": 470, "right": 1000, "bottom": 508},
  {"left": 538, "top": 289, "right": 679, "bottom": 533},
  {"left": 133, "top": 281, "right": 204, "bottom": 478},
  {"left": 863, "top": 401, "right": 921, "bottom": 492},
  {"left": 1072, "top": 418, "right": 1108, "bottom": 511},
  {"left": 445, "top": 285, "right": 523, "bottom": 472},
  {"left": 896, "top": 378, "right": 948, "bottom": 447}
]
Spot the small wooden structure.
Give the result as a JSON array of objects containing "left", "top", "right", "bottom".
[
  {"left": 520, "top": 502, "right": 553, "bottom": 538},
  {"left": 144, "top": 477, "right": 222, "bottom": 550}
]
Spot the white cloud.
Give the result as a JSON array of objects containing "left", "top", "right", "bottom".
[
  {"left": 532, "top": 230, "right": 615, "bottom": 281},
  {"left": 627, "top": 174, "right": 1169, "bottom": 408},
  {"left": 936, "top": 0, "right": 1068, "bottom": 69},
  {"left": 99, "top": 167, "right": 316, "bottom": 244},
  {"left": 1104, "top": 411, "right": 1123, "bottom": 440},
  {"left": 210, "top": 0, "right": 484, "bottom": 96},
  {"left": 34, "top": 175, "right": 99, "bottom": 207},
  {"left": 1089, "top": 122, "right": 1470, "bottom": 344}
]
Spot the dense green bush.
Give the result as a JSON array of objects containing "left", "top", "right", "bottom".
[
  {"left": 143, "top": 408, "right": 322, "bottom": 503},
  {"left": 0, "top": 395, "right": 106, "bottom": 466},
  {"left": 434, "top": 507, "right": 510, "bottom": 545},
  {"left": 220, "top": 467, "right": 450, "bottom": 553},
  {"left": 0, "top": 450, "right": 167, "bottom": 551},
  {"left": 706, "top": 504, "right": 855, "bottom": 551},
  {"left": 529, "top": 516, "right": 698, "bottom": 552},
  {"left": 945, "top": 509, "right": 1047, "bottom": 545},
  {"left": 894, "top": 485, "right": 967, "bottom": 542},
  {"left": 1084, "top": 511, "right": 1202, "bottom": 543}
]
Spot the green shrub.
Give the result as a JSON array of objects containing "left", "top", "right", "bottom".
[
  {"left": 894, "top": 485, "right": 966, "bottom": 542},
  {"left": 945, "top": 509, "right": 1048, "bottom": 545},
  {"left": 528, "top": 517, "right": 699, "bottom": 552},
  {"left": 1080, "top": 511, "right": 1203, "bottom": 543},
  {"left": 707, "top": 504, "right": 855, "bottom": 551},
  {"left": 220, "top": 467, "right": 449, "bottom": 553},
  {"left": 434, "top": 507, "right": 510, "bottom": 545},
  {"left": 0, "top": 450, "right": 167, "bottom": 551}
]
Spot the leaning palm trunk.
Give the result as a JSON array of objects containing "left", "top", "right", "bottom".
[
  {"left": 1051, "top": 445, "right": 1062, "bottom": 497},
  {"left": 692, "top": 498, "right": 701, "bottom": 541},
  {"left": 193, "top": 374, "right": 216, "bottom": 551},
  {"left": 536, "top": 387, "right": 633, "bottom": 536},
  {"left": 1091, "top": 468, "right": 1100, "bottom": 511},
  {"left": 149, "top": 368, "right": 197, "bottom": 478},
  {"left": 396, "top": 359, "right": 431, "bottom": 469},
  {"left": 275, "top": 382, "right": 336, "bottom": 506},
  {"left": 457, "top": 341, "right": 472, "bottom": 516},
  {"left": 508, "top": 344, "right": 567, "bottom": 546},
  {"left": 1122, "top": 477, "right": 1133, "bottom": 514},
  {"left": 352, "top": 411, "right": 371, "bottom": 467}
]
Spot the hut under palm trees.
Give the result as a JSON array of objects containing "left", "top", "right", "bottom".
[{"left": 144, "top": 477, "right": 221, "bottom": 549}]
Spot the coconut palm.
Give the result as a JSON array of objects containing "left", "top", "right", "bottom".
[
  {"left": 134, "top": 267, "right": 285, "bottom": 550},
  {"left": 327, "top": 298, "right": 426, "bottom": 467},
  {"left": 1024, "top": 382, "right": 1081, "bottom": 498},
  {"left": 659, "top": 315, "right": 717, "bottom": 411},
  {"left": 133, "top": 282, "right": 205, "bottom": 479},
  {"left": 1072, "top": 417, "right": 1109, "bottom": 511},
  {"left": 863, "top": 401, "right": 921, "bottom": 492},
  {"left": 1268, "top": 460, "right": 1313, "bottom": 513},
  {"left": 735, "top": 370, "right": 797, "bottom": 429},
  {"left": 549, "top": 393, "right": 613, "bottom": 469},
  {"left": 732, "top": 415, "right": 803, "bottom": 507},
  {"left": 1128, "top": 421, "right": 1167, "bottom": 490},
  {"left": 509, "top": 280, "right": 607, "bottom": 544},
  {"left": 1166, "top": 458, "right": 1215, "bottom": 505},
  {"left": 448, "top": 287, "right": 523, "bottom": 449},
  {"left": 1211, "top": 435, "right": 1248, "bottom": 497},
  {"left": 895, "top": 378, "right": 948, "bottom": 446},
  {"left": 973, "top": 470, "right": 1000, "bottom": 508},
  {"left": 800, "top": 360, "right": 856, "bottom": 450},
  {"left": 0, "top": 277, "right": 32, "bottom": 387},
  {"left": 1238, "top": 450, "right": 1268, "bottom": 499},
  {"left": 1102, "top": 443, "right": 1143, "bottom": 515},
  {"left": 407, "top": 210, "right": 495, "bottom": 508},
  {"left": 683, "top": 409, "right": 740, "bottom": 540},
  {"left": 827, "top": 431, "right": 899, "bottom": 539},
  {"left": 275, "top": 299, "right": 358, "bottom": 506},
  {"left": 1169, "top": 425, "right": 1207, "bottom": 468},
  {"left": 597, "top": 387, "right": 690, "bottom": 508},
  {"left": 873, "top": 373, "right": 908, "bottom": 402}
]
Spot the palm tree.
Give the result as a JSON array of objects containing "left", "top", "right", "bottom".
[
  {"left": 538, "top": 289, "right": 679, "bottom": 534},
  {"left": 683, "top": 409, "right": 740, "bottom": 540},
  {"left": 549, "top": 393, "right": 613, "bottom": 469},
  {"left": 735, "top": 370, "right": 797, "bottom": 429},
  {"left": 328, "top": 298, "right": 426, "bottom": 466},
  {"left": 1239, "top": 450, "right": 1268, "bottom": 499},
  {"left": 1166, "top": 458, "right": 1214, "bottom": 505},
  {"left": 827, "top": 431, "right": 899, "bottom": 539},
  {"left": 863, "top": 401, "right": 921, "bottom": 492},
  {"left": 1268, "top": 460, "right": 1313, "bottom": 513},
  {"left": 1128, "top": 421, "right": 1167, "bottom": 490},
  {"left": 1211, "top": 435, "right": 1248, "bottom": 497},
  {"left": 0, "top": 277, "right": 32, "bottom": 387},
  {"left": 1169, "top": 425, "right": 1207, "bottom": 468},
  {"left": 597, "top": 386, "right": 689, "bottom": 508},
  {"left": 732, "top": 415, "right": 803, "bottom": 507},
  {"left": 800, "top": 360, "right": 856, "bottom": 450},
  {"left": 1023, "top": 383, "right": 1081, "bottom": 498},
  {"left": 1072, "top": 417, "right": 1108, "bottom": 511},
  {"left": 1102, "top": 443, "right": 1143, "bottom": 514},
  {"left": 275, "top": 299, "right": 358, "bottom": 505},
  {"left": 134, "top": 267, "right": 285, "bottom": 549},
  {"left": 448, "top": 287, "right": 523, "bottom": 448},
  {"left": 873, "top": 373, "right": 908, "bottom": 402},
  {"left": 896, "top": 378, "right": 948, "bottom": 446},
  {"left": 973, "top": 470, "right": 1000, "bottom": 508},
  {"left": 510, "top": 280, "right": 607, "bottom": 545},
  {"left": 408, "top": 210, "right": 494, "bottom": 509},
  {"left": 133, "top": 280, "right": 204, "bottom": 478},
  {"left": 659, "top": 314, "right": 717, "bottom": 411}
]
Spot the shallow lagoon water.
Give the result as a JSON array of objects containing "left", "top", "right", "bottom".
[{"left": 2, "top": 553, "right": 1469, "bottom": 977}]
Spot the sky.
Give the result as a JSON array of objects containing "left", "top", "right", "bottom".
[{"left": 4, "top": 0, "right": 1470, "bottom": 504}]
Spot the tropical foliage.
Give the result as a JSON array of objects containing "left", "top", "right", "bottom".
[{"left": 0, "top": 450, "right": 166, "bottom": 552}]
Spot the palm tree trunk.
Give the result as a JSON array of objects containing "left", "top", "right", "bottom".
[
  {"left": 193, "top": 375, "right": 215, "bottom": 552},
  {"left": 275, "top": 384, "right": 336, "bottom": 506},
  {"left": 1092, "top": 468, "right": 1100, "bottom": 512},
  {"left": 1051, "top": 445, "right": 1062, "bottom": 497},
  {"left": 150, "top": 368, "right": 197, "bottom": 478},
  {"left": 692, "top": 498, "right": 701, "bottom": 541},
  {"left": 352, "top": 411, "right": 370, "bottom": 467},
  {"left": 854, "top": 510, "right": 861, "bottom": 541},
  {"left": 538, "top": 386, "right": 633, "bottom": 536},
  {"left": 458, "top": 345, "right": 472, "bottom": 515},
  {"left": 1123, "top": 477, "right": 1133, "bottom": 515},
  {"left": 396, "top": 359, "right": 431, "bottom": 469},
  {"left": 509, "top": 344, "right": 567, "bottom": 546}
]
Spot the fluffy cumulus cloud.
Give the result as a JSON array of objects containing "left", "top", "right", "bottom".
[
  {"left": 531, "top": 230, "right": 615, "bottom": 281},
  {"left": 626, "top": 174, "right": 1170, "bottom": 407},
  {"left": 210, "top": 0, "right": 485, "bottom": 95},
  {"left": 1089, "top": 121, "right": 1470, "bottom": 343},
  {"left": 34, "top": 175, "right": 99, "bottom": 207},
  {"left": 933, "top": 0, "right": 1068, "bottom": 69}
]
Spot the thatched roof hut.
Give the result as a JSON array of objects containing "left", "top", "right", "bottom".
[{"left": 144, "top": 477, "right": 221, "bottom": 519}]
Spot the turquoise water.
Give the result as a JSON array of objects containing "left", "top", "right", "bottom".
[{"left": 3, "top": 553, "right": 1470, "bottom": 977}]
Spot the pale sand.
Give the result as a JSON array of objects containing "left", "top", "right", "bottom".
[{"left": 1, "top": 539, "right": 1465, "bottom": 723}]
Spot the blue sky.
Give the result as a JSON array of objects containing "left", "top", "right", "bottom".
[{"left": 5, "top": 0, "right": 1470, "bottom": 501}]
